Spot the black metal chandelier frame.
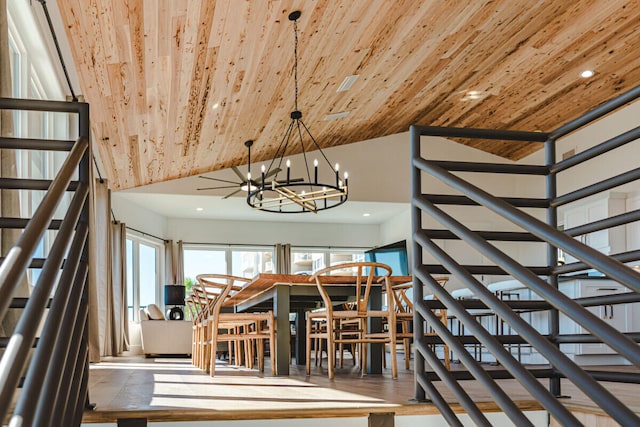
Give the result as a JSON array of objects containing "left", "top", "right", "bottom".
[{"left": 246, "top": 10, "right": 348, "bottom": 213}]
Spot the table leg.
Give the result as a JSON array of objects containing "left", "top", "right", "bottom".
[
  {"left": 367, "top": 285, "right": 383, "bottom": 374},
  {"left": 273, "top": 284, "right": 290, "bottom": 376},
  {"left": 294, "top": 309, "right": 306, "bottom": 365}
]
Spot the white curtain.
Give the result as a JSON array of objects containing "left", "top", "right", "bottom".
[
  {"left": 275, "top": 243, "right": 291, "bottom": 274},
  {"left": 88, "top": 178, "right": 109, "bottom": 361},
  {"left": 164, "top": 239, "right": 175, "bottom": 284},
  {"left": 0, "top": 0, "right": 31, "bottom": 338},
  {"left": 89, "top": 178, "right": 129, "bottom": 359},
  {"left": 108, "top": 221, "right": 129, "bottom": 355},
  {"left": 175, "top": 240, "right": 184, "bottom": 286},
  {"left": 164, "top": 239, "right": 184, "bottom": 286}
]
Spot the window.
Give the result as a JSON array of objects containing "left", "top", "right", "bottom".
[
  {"left": 7, "top": 3, "right": 72, "bottom": 287},
  {"left": 182, "top": 244, "right": 274, "bottom": 286},
  {"left": 183, "top": 246, "right": 227, "bottom": 290},
  {"left": 126, "top": 235, "right": 164, "bottom": 321},
  {"left": 291, "top": 247, "right": 366, "bottom": 275},
  {"left": 231, "top": 249, "right": 274, "bottom": 277}
]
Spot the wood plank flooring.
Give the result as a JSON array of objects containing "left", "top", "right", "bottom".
[{"left": 83, "top": 355, "right": 638, "bottom": 423}]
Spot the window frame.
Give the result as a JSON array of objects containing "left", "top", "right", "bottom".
[
  {"left": 182, "top": 243, "right": 276, "bottom": 282},
  {"left": 291, "top": 246, "right": 368, "bottom": 275},
  {"left": 126, "top": 233, "right": 165, "bottom": 322}
]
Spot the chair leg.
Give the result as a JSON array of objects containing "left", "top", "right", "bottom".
[
  {"left": 382, "top": 343, "right": 387, "bottom": 369},
  {"left": 443, "top": 343, "right": 451, "bottom": 371},
  {"left": 403, "top": 322, "right": 411, "bottom": 370},
  {"left": 257, "top": 338, "right": 264, "bottom": 372},
  {"left": 404, "top": 337, "right": 411, "bottom": 370},
  {"left": 306, "top": 315, "right": 312, "bottom": 376},
  {"left": 201, "top": 322, "right": 209, "bottom": 372},
  {"left": 209, "top": 328, "right": 218, "bottom": 376},
  {"left": 361, "top": 322, "right": 368, "bottom": 376},
  {"left": 269, "top": 313, "right": 276, "bottom": 375},
  {"left": 389, "top": 323, "right": 398, "bottom": 379},
  {"left": 245, "top": 335, "right": 253, "bottom": 369},
  {"left": 327, "top": 335, "right": 335, "bottom": 380}
]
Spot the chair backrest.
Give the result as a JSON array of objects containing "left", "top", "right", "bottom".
[
  {"left": 188, "top": 284, "right": 211, "bottom": 322},
  {"left": 311, "top": 262, "right": 393, "bottom": 316},
  {"left": 390, "top": 282, "right": 413, "bottom": 314},
  {"left": 195, "top": 274, "right": 251, "bottom": 318},
  {"left": 184, "top": 296, "right": 197, "bottom": 322}
]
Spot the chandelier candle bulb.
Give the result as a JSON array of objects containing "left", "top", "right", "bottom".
[
  {"left": 286, "top": 159, "right": 291, "bottom": 184},
  {"left": 261, "top": 165, "right": 266, "bottom": 188},
  {"left": 314, "top": 159, "right": 318, "bottom": 183},
  {"left": 344, "top": 172, "right": 349, "bottom": 188}
]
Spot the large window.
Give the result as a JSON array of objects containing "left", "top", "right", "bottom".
[
  {"left": 291, "top": 247, "right": 365, "bottom": 275},
  {"left": 183, "top": 245, "right": 274, "bottom": 286},
  {"left": 126, "top": 235, "right": 164, "bottom": 321},
  {"left": 7, "top": 2, "right": 71, "bottom": 287}
]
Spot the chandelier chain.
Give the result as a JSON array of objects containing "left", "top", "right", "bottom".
[{"left": 293, "top": 17, "right": 299, "bottom": 112}]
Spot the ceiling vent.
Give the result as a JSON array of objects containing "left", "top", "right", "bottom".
[
  {"left": 336, "top": 75, "right": 359, "bottom": 92},
  {"left": 324, "top": 111, "right": 350, "bottom": 120}
]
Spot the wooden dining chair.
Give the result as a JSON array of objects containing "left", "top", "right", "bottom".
[
  {"left": 425, "top": 276, "right": 450, "bottom": 370},
  {"left": 184, "top": 296, "right": 200, "bottom": 366},
  {"left": 196, "top": 275, "right": 247, "bottom": 368},
  {"left": 189, "top": 283, "right": 215, "bottom": 371},
  {"left": 306, "top": 262, "right": 397, "bottom": 380},
  {"left": 307, "top": 303, "right": 361, "bottom": 370},
  {"left": 388, "top": 282, "right": 414, "bottom": 370},
  {"left": 197, "top": 274, "right": 276, "bottom": 376}
]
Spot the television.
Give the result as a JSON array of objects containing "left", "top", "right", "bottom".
[{"left": 364, "top": 240, "right": 409, "bottom": 276}]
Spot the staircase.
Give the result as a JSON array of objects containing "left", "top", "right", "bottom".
[
  {"left": 410, "top": 85, "right": 640, "bottom": 426},
  {"left": 0, "top": 97, "right": 90, "bottom": 426}
]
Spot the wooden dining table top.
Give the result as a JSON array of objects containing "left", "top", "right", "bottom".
[{"left": 223, "top": 273, "right": 413, "bottom": 307}]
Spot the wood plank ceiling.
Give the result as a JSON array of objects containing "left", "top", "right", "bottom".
[{"left": 57, "top": 0, "right": 640, "bottom": 191}]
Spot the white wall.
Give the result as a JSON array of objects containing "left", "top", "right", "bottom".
[
  {"left": 380, "top": 207, "right": 411, "bottom": 247},
  {"left": 112, "top": 194, "right": 169, "bottom": 237},
  {"left": 166, "top": 217, "right": 380, "bottom": 247},
  {"left": 553, "top": 99, "right": 640, "bottom": 196}
]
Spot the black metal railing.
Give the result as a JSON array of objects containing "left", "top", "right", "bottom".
[
  {"left": 411, "top": 85, "right": 640, "bottom": 426},
  {"left": 0, "top": 97, "right": 90, "bottom": 426}
]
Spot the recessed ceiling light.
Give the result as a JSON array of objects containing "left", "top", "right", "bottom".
[
  {"left": 461, "top": 90, "right": 486, "bottom": 101},
  {"left": 196, "top": 207, "right": 204, "bottom": 211},
  {"left": 580, "top": 69, "right": 595, "bottom": 78},
  {"left": 324, "top": 111, "right": 350, "bottom": 120},
  {"left": 337, "top": 75, "right": 359, "bottom": 92},
  {"left": 212, "top": 102, "right": 220, "bottom": 109},
  {"left": 363, "top": 213, "right": 371, "bottom": 217}
]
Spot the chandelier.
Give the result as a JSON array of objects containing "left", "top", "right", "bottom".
[{"left": 246, "top": 10, "right": 348, "bottom": 213}]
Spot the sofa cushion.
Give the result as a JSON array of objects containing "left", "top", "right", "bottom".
[{"left": 146, "top": 303, "right": 165, "bottom": 320}]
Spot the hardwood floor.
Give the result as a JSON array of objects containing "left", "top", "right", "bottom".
[{"left": 83, "top": 355, "right": 638, "bottom": 424}]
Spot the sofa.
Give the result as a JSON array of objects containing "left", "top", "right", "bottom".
[{"left": 139, "top": 304, "right": 192, "bottom": 356}]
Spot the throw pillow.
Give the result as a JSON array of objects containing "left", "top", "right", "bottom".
[
  {"left": 146, "top": 303, "right": 165, "bottom": 320},
  {"left": 139, "top": 308, "right": 149, "bottom": 321}
]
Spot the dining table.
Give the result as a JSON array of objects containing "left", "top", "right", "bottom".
[{"left": 223, "top": 273, "right": 412, "bottom": 376}]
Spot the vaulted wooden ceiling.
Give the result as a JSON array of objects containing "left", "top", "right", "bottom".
[{"left": 57, "top": 0, "right": 640, "bottom": 191}]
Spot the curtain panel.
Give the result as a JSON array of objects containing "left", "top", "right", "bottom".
[
  {"left": 89, "top": 178, "right": 129, "bottom": 360},
  {"left": 275, "top": 243, "right": 292, "bottom": 274},
  {"left": 165, "top": 239, "right": 184, "bottom": 286}
]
